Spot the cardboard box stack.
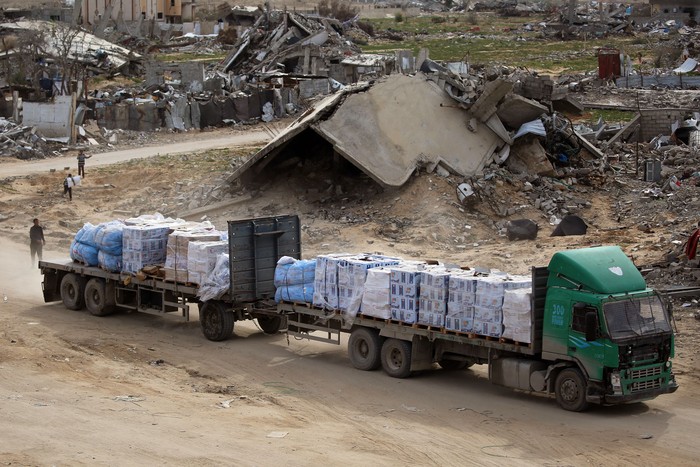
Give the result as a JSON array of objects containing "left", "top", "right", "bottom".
[
  {"left": 313, "top": 253, "right": 356, "bottom": 309},
  {"left": 122, "top": 224, "right": 172, "bottom": 274},
  {"left": 360, "top": 267, "right": 392, "bottom": 319},
  {"left": 390, "top": 264, "right": 423, "bottom": 324},
  {"left": 187, "top": 241, "right": 229, "bottom": 285},
  {"left": 472, "top": 275, "right": 531, "bottom": 338},
  {"left": 502, "top": 288, "right": 533, "bottom": 343},
  {"left": 164, "top": 230, "right": 222, "bottom": 282},
  {"left": 444, "top": 271, "right": 476, "bottom": 332},
  {"left": 338, "top": 255, "right": 402, "bottom": 315},
  {"left": 418, "top": 268, "right": 450, "bottom": 327}
]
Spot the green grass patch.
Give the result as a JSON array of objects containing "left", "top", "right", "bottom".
[{"left": 363, "top": 13, "right": 652, "bottom": 74}]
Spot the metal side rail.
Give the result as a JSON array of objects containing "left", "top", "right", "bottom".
[{"left": 278, "top": 302, "right": 342, "bottom": 345}]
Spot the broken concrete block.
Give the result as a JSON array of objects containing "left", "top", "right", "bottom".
[
  {"left": 506, "top": 136, "right": 555, "bottom": 176},
  {"left": 497, "top": 94, "right": 549, "bottom": 129}
]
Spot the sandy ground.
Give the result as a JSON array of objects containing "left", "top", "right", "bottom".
[{"left": 1, "top": 127, "right": 700, "bottom": 465}]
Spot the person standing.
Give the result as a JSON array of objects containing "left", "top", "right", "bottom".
[
  {"left": 63, "top": 173, "right": 75, "bottom": 201},
  {"left": 77, "top": 150, "right": 92, "bottom": 178},
  {"left": 29, "top": 218, "right": 45, "bottom": 266}
]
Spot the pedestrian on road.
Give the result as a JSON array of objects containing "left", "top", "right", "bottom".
[
  {"left": 30, "top": 218, "right": 45, "bottom": 266},
  {"left": 77, "top": 150, "right": 92, "bottom": 178},
  {"left": 63, "top": 173, "right": 76, "bottom": 201}
]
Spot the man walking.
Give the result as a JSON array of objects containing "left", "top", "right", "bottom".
[
  {"left": 77, "top": 150, "right": 92, "bottom": 178},
  {"left": 30, "top": 218, "right": 45, "bottom": 266},
  {"left": 63, "top": 173, "right": 76, "bottom": 201}
]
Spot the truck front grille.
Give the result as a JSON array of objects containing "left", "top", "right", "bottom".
[
  {"left": 629, "top": 367, "right": 661, "bottom": 379},
  {"left": 631, "top": 379, "right": 661, "bottom": 392}
]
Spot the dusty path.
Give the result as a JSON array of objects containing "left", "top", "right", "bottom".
[
  {"left": 0, "top": 129, "right": 269, "bottom": 178},
  {"left": 0, "top": 238, "right": 698, "bottom": 465}
]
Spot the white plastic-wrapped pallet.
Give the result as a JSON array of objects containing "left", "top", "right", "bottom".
[
  {"left": 164, "top": 229, "right": 221, "bottom": 282},
  {"left": 312, "top": 253, "right": 357, "bottom": 309},
  {"left": 502, "top": 288, "right": 533, "bottom": 343},
  {"left": 389, "top": 263, "right": 423, "bottom": 324},
  {"left": 122, "top": 224, "right": 172, "bottom": 274},
  {"left": 418, "top": 267, "right": 450, "bottom": 327},
  {"left": 187, "top": 240, "right": 228, "bottom": 285},
  {"left": 338, "top": 255, "right": 402, "bottom": 316},
  {"left": 360, "top": 268, "right": 392, "bottom": 319}
]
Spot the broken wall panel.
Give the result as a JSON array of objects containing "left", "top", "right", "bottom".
[
  {"left": 22, "top": 94, "right": 75, "bottom": 140},
  {"left": 198, "top": 100, "right": 223, "bottom": 128},
  {"left": 314, "top": 74, "right": 503, "bottom": 187},
  {"left": 128, "top": 102, "right": 161, "bottom": 132}
]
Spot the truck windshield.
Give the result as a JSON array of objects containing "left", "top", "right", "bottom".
[{"left": 603, "top": 295, "right": 671, "bottom": 340}]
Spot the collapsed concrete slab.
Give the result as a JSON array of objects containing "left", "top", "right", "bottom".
[{"left": 229, "top": 74, "right": 504, "bottom": 188}]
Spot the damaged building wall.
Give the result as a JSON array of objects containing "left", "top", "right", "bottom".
[
  {"left": 640, "top": 108, "right": 697, "bottom": 142},
  {"left": 94, "top": 87, "right": 297, "bottom": 131},
  {"left": 314, "top": 74, "right": 503, "bottom": 187},
  {"left": 22, "top": 94, "right": 75, "bottom": 141}
]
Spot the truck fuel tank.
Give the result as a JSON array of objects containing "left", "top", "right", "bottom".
[{"left": 490, "top": 358, "right": 548, "bottom": 392}]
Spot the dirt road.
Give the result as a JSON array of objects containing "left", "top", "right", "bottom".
[
  {"left": 0, "top": 238, "right": 698, "bottom": 466},
  {"left": 0, "top": 129, "right": 269, "bottom": 178}
]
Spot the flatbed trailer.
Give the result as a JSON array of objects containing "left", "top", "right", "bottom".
[{"left": 39, "top": 215, "right": 678, "bottom": 411}]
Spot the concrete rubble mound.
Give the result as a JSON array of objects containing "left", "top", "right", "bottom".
[{"left": 218, "top": 9, "right": 368, "bottom": 76}]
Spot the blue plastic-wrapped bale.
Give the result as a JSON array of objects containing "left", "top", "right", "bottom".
[
  {"left": 74, "top": 223, "right": 99, "bottom": 248},
  {"left": 98, "top": 250, "right": 122, "bottom": 272},
  {"left": 70, "top": 240, "right": 98, "bottom": 266},
  {"left": 275, "top": 284, "right": 314, "bottom": 304},
  {"left": 274, "top": 258, "right": 316, "bottom": 287},
  {"left": 95, "top": 221, "right": 124, "bottom": 256}
]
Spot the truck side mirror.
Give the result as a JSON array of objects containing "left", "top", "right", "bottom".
[{"left": 585, "top": 311, "right": 598, "bottom": 342}]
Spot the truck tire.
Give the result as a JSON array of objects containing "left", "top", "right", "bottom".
[
  {"left": 348, "top": 327, "right": 383, "bottom": 371},
  {"left": 84, "top": 278, "right": 116, "bottom": 316},
  {"left": 381, "top": 338, "right": 412, "bottom": 378},
  {"left": 555, "top": 368, "right": 589, "bottom": 412},
  {"left": 199, "top": 301, "right": 234, "bottom": 341},
  {"left": 439, "top": 358, "right": 475, "bottom": 371},
  {"left": 61, "top": 273, "right": 87, "bottom": 311},
  {"left": 257, "top": 315, "right": 284, "bottom": 335}
]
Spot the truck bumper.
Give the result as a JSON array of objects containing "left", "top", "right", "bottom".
[{"left": 599, "top": 379, "right": 679, "bottom": 405}]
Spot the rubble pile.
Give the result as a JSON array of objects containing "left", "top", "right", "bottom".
[
  {"left": 0, "top": 118, "right": 54, "bottom": 159},
  {"left": 218, "top": 10, "right": 365, "bottom": 76}
]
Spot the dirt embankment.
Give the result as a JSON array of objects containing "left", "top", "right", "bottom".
[{"left": 0, "top": 126, "right": 699, "bottom": 465}]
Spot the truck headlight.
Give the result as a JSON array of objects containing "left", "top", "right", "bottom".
[{"left": 610, "top": 371, "right": 622, "bottom": 394}]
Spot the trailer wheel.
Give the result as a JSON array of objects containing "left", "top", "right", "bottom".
[
  {"left": 381, "top": 338, "right": 412, "bottom": 378},
  {"left": 555, "top": 368, "right": 589, "bottom": 412},
  {"left": 199, "top": 301, "right": 234, "bottom": 341},
  {"left": 439, "top": 359, "right": 475, "bottom": 371},
  {"left": 348, "top": 327, "right": 383, "bottom": 371},
  {"left": 60, "top": 273, "right": 87, "bottom": 310},
  {"left": 257, "top": 315, "right": 284, "bottom": 335},
  {"left": 84, "top": 278, "right": 116, "bottom": 316}
]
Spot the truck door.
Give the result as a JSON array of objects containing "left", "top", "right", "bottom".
[{"left": 568, "top": 303, "right": 605, "bottom": 381}]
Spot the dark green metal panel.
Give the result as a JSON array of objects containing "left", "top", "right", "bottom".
[
  {"left": 547, "top": 246, "right": 646, "bottom": 294},
  {"left": 228, "top": 215, "right": 301, "bottom": 303}
]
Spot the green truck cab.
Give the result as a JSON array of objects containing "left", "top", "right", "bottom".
[{"left": 540, "top": 246, "right": 678, "bottom": 411}]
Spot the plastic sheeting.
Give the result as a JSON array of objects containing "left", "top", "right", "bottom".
[
  {"left": 74, "top": 223, "right": 99, "bottom": 248},
  {"left": 275, "top": 284, "right": 314, "bottom": 303},
  {"left": 274, "top": 256, "right": 316, "bottom": 304},
  {"left": 98, "top": 250, "right": 122, "bottom": 272},
  {"left": 70, "top": 240, "right": 98, "bottom": 266},
  {"left": 274, "top": 257, "right": 316, "bottom": 288},
  {"left": 197, "top": 253, "right": 230, "bottom": 302},
  {"left": 94, "top": 221, "right": 124, "bottom": 256}
]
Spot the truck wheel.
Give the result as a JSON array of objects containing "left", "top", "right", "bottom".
[
  {"left": 257, "top": 315, "right": 284, "bottom": 335},
  {"left": 439, "top": 359, "right": 474, "bottom": 371},
  {"left": 555, "top": 368, "right": 589, "bottom": 412},
  {"left": 348, "top": 327, "right": 383, "bottom": 371},
  {"left": 199, "top": 301, "right": 234, "bottom": 341},
  {"left": 84, "top": 278, "right": 116, "bottom": 316},
  {"left": 381, "top": 338, "right": 412, "bottom": 378},
  {"left": 60, "top": 273, "right": 87, "bottom": 310}
]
